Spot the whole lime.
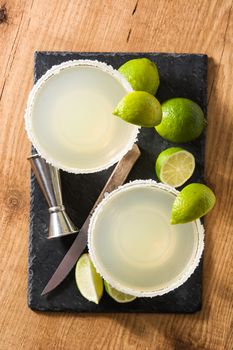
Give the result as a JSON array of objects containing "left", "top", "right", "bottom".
[
  {"left": 155, "top": 98, "right": 206, "bottom": 143},
  {"left": 118, "top": 58, "right": 160, "bottom": 95},
  {"left": 171, "top": 183, "right": 216, "bottom": 224},
  {"left": 113, "top": 91, "right": 162, "bottom": 127}
]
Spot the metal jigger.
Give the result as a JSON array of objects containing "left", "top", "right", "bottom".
[{"left": 28, "top": 154, "right": 78, "bottom": 239}]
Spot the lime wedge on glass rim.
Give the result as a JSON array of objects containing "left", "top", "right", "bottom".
[
  {"left": 75, "top": 253, "right": 103, "bottom": 304},
  {"left": 156, "top": 147, "right": 195, "bottom": 187},
  {"left": 171, "top": 183, "right": 216, "bottom": 224},
  {"left": 113, "top": 91, "right": 162, "bottom": 127},
  {"left": 104, "top": 281, "right": 136, "bottom": 303}
]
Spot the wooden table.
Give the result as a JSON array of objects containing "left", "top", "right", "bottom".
[{"left": 0, "top": 1, "right": 232, "bottom": 349}]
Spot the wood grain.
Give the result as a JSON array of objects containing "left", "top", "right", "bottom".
[{"left": 0, "top": 0, "right": 232, "bottom": 349}]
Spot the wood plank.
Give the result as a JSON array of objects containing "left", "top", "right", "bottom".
[{"left": 0, "top": 0, "right": 232, "bottom": 349}]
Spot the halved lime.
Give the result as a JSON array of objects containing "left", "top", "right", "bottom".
[
  {"left": 113, "top": 91, "right": 162, "bottom": 127},
  {"left": 171, "top": 183, "right": 216, "bottom": 224},
  {"left": 104, "top": 281, "right": 136, "bottom": 303},
  {"left": 156, "top": 147, "right": 195, "bottom": 187},
  {"left": 118, "top": 58, "right": 160, "bottom": 95},
  {"left": 75, "top": 253, "right": 103, "bottom": 304}
]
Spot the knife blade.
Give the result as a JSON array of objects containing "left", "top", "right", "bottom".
[{"left": 41, "top": 144, "right": 141, "bottom": 295}]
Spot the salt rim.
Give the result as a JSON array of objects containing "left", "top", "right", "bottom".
[
  {"left": 88, "top": 179, "right": 205, "bottom": 298},
  {"left": 24, "top": 59, "right": 140, "bottom": 174}
]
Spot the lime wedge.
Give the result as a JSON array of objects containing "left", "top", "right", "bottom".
[
  {"left": 104, "top": 281, "right": 136, "bottom": 303},
  {"left": 171, "top": 183, "right": 216, "bottom": 224},
  {"left": 75, "top": 253, "right": 103, "bottom": 304},
  {"left": 156, "top": 147, "right": 195, "bottom": 187},
  {"left": 113, "top": 91, "right": 162, "bottom": 127}
]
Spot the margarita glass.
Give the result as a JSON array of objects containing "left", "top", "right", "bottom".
[
  {"left": 25, "top": 60, "right": 139, "bottom": 173},
  {"left": 88, "top": 180, "right": 204, "bottom": 297}
]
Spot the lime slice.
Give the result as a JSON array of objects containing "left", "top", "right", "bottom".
[
  {"left": 104, "top": 281, "right": 136, "bottom": 303},
  {"left": 156, "top": 147, "right": 195, "bottom": 187},
  {"left": 75, "top": 253, "right": 103, "bottom": 304},
  {"left": 118, "top": 58, "right": 160, "bottom": 95},
  {"left": 155, "top": 98, "right": 206, "bottom": 142},
  {"left": 113, "top": 91, "right": 162, "bottom": 127},
  {"left": 171, "top": 183, "right": 216, "bottom": 224}
]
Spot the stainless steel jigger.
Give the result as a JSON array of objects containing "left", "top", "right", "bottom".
[{"left": 28, "top": 154, "right": 78, "bottom": 239}]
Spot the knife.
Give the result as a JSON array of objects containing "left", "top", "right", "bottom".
[{"left": 41, "top": 144, "right": 141, "bottom": 295}]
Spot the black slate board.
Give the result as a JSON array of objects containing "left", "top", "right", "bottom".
[{"left": 28, "top": 52, "right": 207, "bottom": 313}]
